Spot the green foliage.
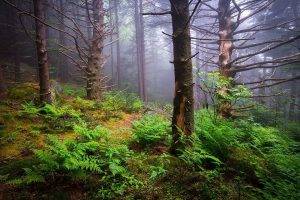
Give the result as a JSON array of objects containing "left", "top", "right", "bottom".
[
  {"left": 61, "top": 84, "right": 85, "bottom": 97},
  {"left": 7, "top": 83, "right": 38, "bottom": 101},
  {"left": 20, "top": 102, "right": 40, "bottom": 117},
  {"left": 40, "top": 104, "right": 81, "bottom": 119},
  {"left": 20, "top": 102, "right": 81, "bottom": 120},
  {"left": 8, "top": 122, "right": 140, "bottom": 199},
  {"left": 193, "top": 109, "right": 299, "bottom": 199},
  {"left": 148, "top": 154, "right": 170, "bottom": 181},
  {"left": 132, "top": 114, "right": 171, "bottom": 148},
  {"left": 249, "top": 104, "right": 279, "bottom": 126},
  {"left": 100, "top": 91, "right": 143, "bottom": 114},
  {"left": 71, "top": 97, "right": 96, "bottom": 110},
  {"left": 197, "top": 71, "right": 252, "bottom": 114},
  {"left": 179, "top": 135, "right": 221, "bottom": 171}
]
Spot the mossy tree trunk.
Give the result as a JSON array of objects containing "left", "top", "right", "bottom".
[
  {"left": 33, "top": 0, "right": 52, "bottom": 104},
  {"left": 86, "top": 0, "right": 105, "bottom": 100},
  {"left": 170, "top": 0, "right": 194, "bottom": 153}
]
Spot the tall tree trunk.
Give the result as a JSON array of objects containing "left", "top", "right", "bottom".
[
  {"left": 86, "top": 0, "right": 104, "bottom": 100},
  {"left": 7, "top": 2, "right": 21, "bottom": 82},
  {"left": 139, "top": 0, "right": 147, "bottom": 102},
  {"left": 170, "top": 0, "right": 194, "bottom": 153},
  {"left": 109, "top": 0, "right": 114, "bottom": 85},
  {"left": 217, "top": 0, "right": 234, "bottom": 118},
  {"left": 134, "top": 0, "right": 146, "bottom": 101},
  {"left": 113, "top": 0, "right": 121, "bottom": 88},
  {"left": 85, "top": 1, "right": 93, "bottom": 40},
  {"left": 58, "top": 0, "right": 68, "bottom": 82},
  {"left": 33, "top": 0, "right": 52, "bottom": 104},
  {"left": 289, "top": 0, "right": 299, "bottom": 120}
]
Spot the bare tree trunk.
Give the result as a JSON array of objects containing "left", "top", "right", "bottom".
[
  {"left": 86, "top": 0, "right": 105, "bottom": 100},
  {"left": 139, "top": 0, "right": 147, "bottom": 102},
  {"left": 113, "top": 0, "right": 121, "bottom": 88},
  {"left": 58, "top": 0, "right": 68, "bottom": 82},
  {"left": 33, "top": 0, "right": 52, "bottom": 104},
  {"left": 85, "top": 1, "right": 92, "bottom": 40},
  {"left": 109, "top": 0, "right": 114, "bottom": 85},
  {"left": 217, "top": 0, "right": 234, "bottom": 118},
  {"left": 134, "top": 0, "right": 146, "bottom": 101},
  {"left": 289, "top": 0, "right": 299, "bottom": 120},
  {"left": 170, "top": 0, "right": 194, "bottom": 153},
  {"left": 7, "top": 2, "right": 21, "bottom": 82}
]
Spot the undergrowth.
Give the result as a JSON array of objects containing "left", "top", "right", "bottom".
[{"left": 6, "top": 122, "right": 140, "bottom": 199}]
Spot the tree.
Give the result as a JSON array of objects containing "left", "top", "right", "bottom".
[
  {"left": 33, "top": 0, "right": 52, "bottom": 104},
  {"left": 112, "top": 0, "right": 121, "bottom": 88},
  {"left": 170, "top": 0, "right": 194, "bottom": 152},
  {"left": 217, "top": 0, "right": 234, "bottom": 118},
  {"left": 134, "top": 0, "right": 147, "bottom": 101},
  {"left": 86, "top": 0, "right": 105, "bottom": 100},
  {"left": 57, "top": 0, "right": 68, "bottom": 82}
]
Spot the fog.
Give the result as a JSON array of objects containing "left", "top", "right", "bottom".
[{"left": 0, "top": 0, "right": 299, "bottom": 120}]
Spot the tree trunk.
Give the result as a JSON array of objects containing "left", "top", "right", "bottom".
[
  {"left": 134, "top": 0, "right": 147, "bottom": 101},
  {"left": 217, "top": 0, "right": 234, "bottom": 118},
  {"left": 58, "top": 0, "right": 68, "bottom": 82},
  {"left": 109, "top": 0, "right": 114, "bottom": 85},
  {"left": 86, "top": 0, "right": 104, "bottom": 100},
  {"left": 170, "top": 0, "right": 194, "bottom": 153},
  {"left": 113, "top": 0, "right": 121, "bottom": 88},
  {"left": 289, "top": 0, "right": 299, "bottom": 121},
  {"left": 33, "top": 0, "right": 52, "bottom": 104}
]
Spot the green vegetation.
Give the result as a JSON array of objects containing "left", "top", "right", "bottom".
[
  {"left": 0, "top": 84, "right": 299, "bottom": 199},
  {"left": 132, "top": 114, "right": 171, "bottom": 148}
]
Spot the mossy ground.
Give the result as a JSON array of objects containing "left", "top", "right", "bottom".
[{"left": 0, "top": 83, "right": 298, "bottom": 200}]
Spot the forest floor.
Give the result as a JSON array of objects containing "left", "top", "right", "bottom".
[{"left": 0, "top": 83, "right": 299, "bottom": 200}]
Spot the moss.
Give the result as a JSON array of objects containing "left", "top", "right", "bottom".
[{"left": 7, "top": 83, "right": 38, "bottom": 101}]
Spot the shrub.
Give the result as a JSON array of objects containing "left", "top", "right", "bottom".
[
  {"left": 61, "top": 84, "right": 85, "bottom": 97},
  {"left": 132, "top": 114, "right": 171, "bottom": 148},
  {"left": 71, "top": 97, "right": 95, "bottom": 110},
  {"left": 40, "top": 104, "right": 81, "bottom": 119},
  {"left": 100, "top": 91, "right": 143, "bottom": 114}
]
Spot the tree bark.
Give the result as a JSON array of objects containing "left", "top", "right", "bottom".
[
  {"left": 289, "top": 0, "right": 299, "bottom": 120},
  {"left": 113, "top": 0, "right": 121, "bottom": 89},
  {"left": 58, "top": 0, "right": 68, "bottom": 82},
  {"left": 217, "top": 0, "right": 234, "bottom": 118},
  {"left": 170, "top": 0, "right": 194, "bottom": 153},
  {"left": 134, "top": 0, "right": 147, "bottom": 101},
  {"left": 33, "top": 0, "right": 52, "bottom": 104},
  {"left": 86, "top": 0, "right": 105, "bottom": 100}
]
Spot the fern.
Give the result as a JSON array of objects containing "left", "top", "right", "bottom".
[{"left": 132, "top": 114, "right": 172, "bottom": 147}]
